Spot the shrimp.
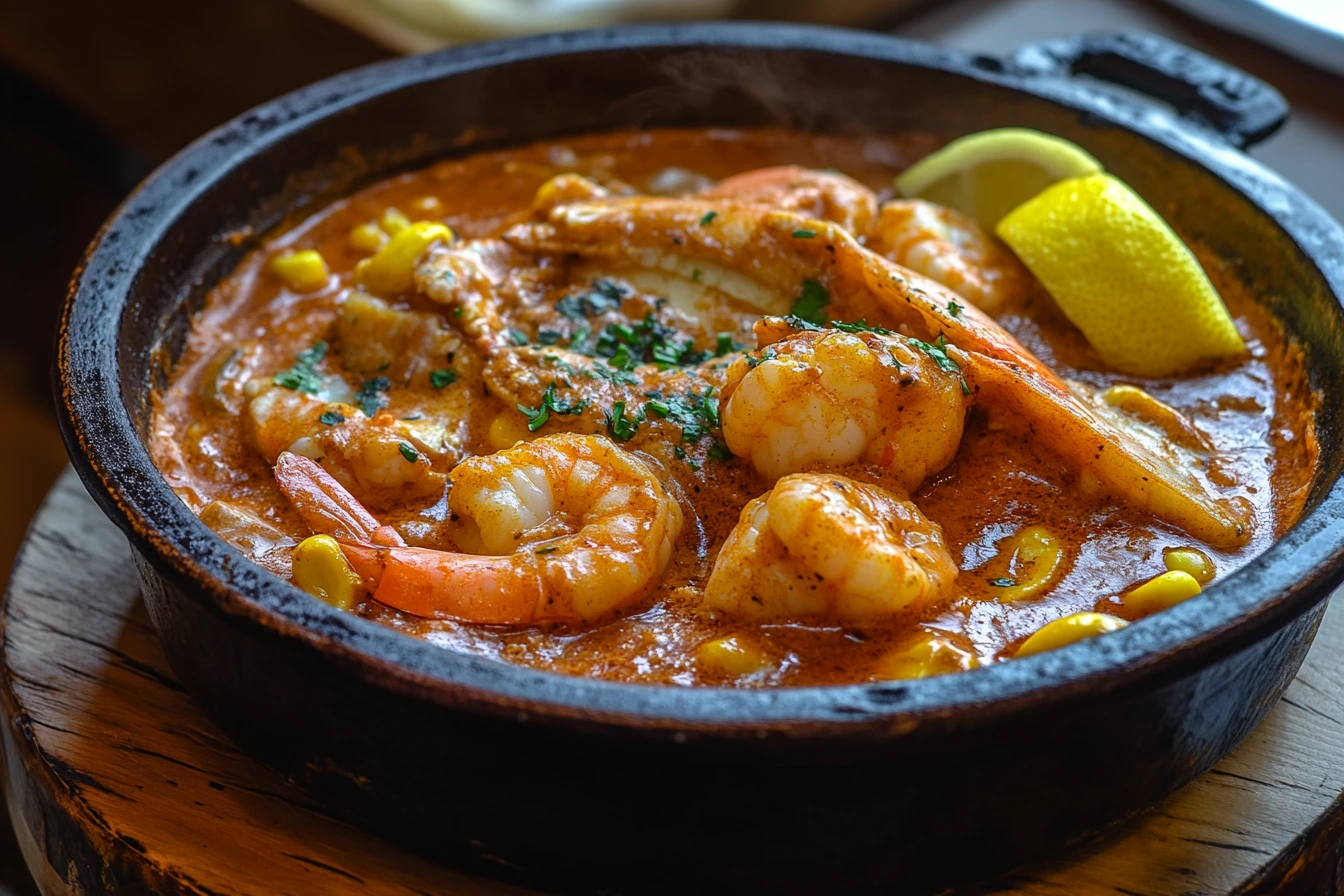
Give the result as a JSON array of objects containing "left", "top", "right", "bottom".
[
  {"left": 274, "top": 433, "right": 684, "bottom": 624},
  {"left": 245, "top": 386, "right": 448, "bottom": 508},
  {"left": 704, "top": 474, "right": 958, "bottom": 620},
  {"left": 506, "top": 196, "right": 1251, "bottom": 548},
  {"left": 700, "top": 165, "right": 878, "bottom": 237},
  {"left": 869, "top": 199, "right": 1033, "bottom": 314},
  {"left": 720, "top": 323, "right": 970, "bottom": 492}
]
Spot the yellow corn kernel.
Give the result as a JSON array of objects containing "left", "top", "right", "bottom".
[
  {"left": 488, "top": 411, "right": 532, "bottom": 451},
  {"left": 697, "top": 635, "right": 772, "bottom": 678},
  {"left": 380, "top": 207, "right": 412, "bottom": 235},
  {"left": 291, "top": 535, "right": 363, "bottom": 611},
  {"left": 1123, "top": 570, "right": 1202, "bottom": 614},
  {"left": 1163, "top": 546, "right": 1215, "bottom": 585},
  {"left": 1016, "top": 612, "right": 1127, "bottom": 658},
  {"left": 354, "top": 221, "right": 454, "bottom": 296},
  {"left": 348, "top": 221, "right": 388, "bottom": 253},
  {"left": 874, "top": 633, "right": 979, "bottom": 681},
  {"left": 270, "top": 249, "right": 329, "bottom": 292},
  {"left": 989, "top": 525, "right": 1065, "bottom": 602}
]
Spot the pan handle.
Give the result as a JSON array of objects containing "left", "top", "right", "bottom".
[{"left": 1007, "top": 31, "right": 1289, "bottom": 149}]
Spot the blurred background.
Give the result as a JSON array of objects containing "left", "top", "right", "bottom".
[{"left": 0, "top": 0, "right": 1341, "bottom": 890}]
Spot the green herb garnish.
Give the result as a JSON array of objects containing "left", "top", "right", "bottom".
[
  {"left": 535, "top": 545, "right": 558, "bottom": 555},
  {"left": 948, "top": 300, "right": 964, "bottom": 318},
  {"left": 605, "top": 400, "right": 645, "bottom": 442},
  {"left": 788, "top": 280, "right": 829, "bottom": 325},
  {"left": 699, "top": 210, "right": 718, "bottom": 226},
  {"left": 318, "top": 410, "right": 345, "bottom": 426},
  {"left": 791, "top": 228, "right": 817, "bottom": 239},
  {"left": 988, "top": 577, "right": 1017, "bottom": 588},
  {"left": 507, "top": 328, "right": 529, "bottom": 346},
  {"left": 274, "top": 341, "right": 328, "bottom": 394},
  {"left": 707, "top": 441, "right": 734, "bottom": 462},
  {"left": 355, "top": 376, "right": 391, "bottom": 417},
  {"left": 715, "top": 333, "right": 746, "bottom": 356},
  {"left": 429, "top": 369, "right": 457, "bottom": 389},
  {"left": 516, "top": 382, "right": 587, "bottom": 432},
  {"left": 831, "top": 319, "right": 893, "bottom": 336},
  {"left": 399, "top": 442, "right": 419, "bottom": 463},
  {"left": 556, "top": 279, "right": 624, "bottom": 320}
]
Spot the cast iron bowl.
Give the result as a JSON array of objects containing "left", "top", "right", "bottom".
[{"left": 55, "top": 23, "right": 1344, "bottom": 895}]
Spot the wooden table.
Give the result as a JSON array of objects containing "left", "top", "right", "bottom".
[{"left": 4, "top": 470, "right": 1344, "bottom": 895}]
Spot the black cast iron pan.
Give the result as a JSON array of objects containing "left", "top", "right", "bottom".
[{"left": 53, "top": 23, "right": 1344, "bottom": 894}]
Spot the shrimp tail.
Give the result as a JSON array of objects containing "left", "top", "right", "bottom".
[
  {"left": 337, "top": 541, "right": 545, "bottom": 624},
  {"left": 275, "top": 452, "right": 407, "bottom": 547}
]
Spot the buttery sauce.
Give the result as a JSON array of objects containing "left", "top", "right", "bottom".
[{"left": 151, "top": 128, "right": 1318, "bottom": 687}]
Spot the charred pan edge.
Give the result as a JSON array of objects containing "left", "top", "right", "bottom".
[{"left": 55, "top": 23, "right": 1344, "bottom": 732}]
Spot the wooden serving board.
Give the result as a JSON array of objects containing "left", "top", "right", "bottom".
[{"left": 4, "top": 469, "right": 1344, "bottom": 895}]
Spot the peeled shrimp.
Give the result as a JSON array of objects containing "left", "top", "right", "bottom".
[
  {"left": 869, "top": 199, "right": 1033, "bottom": 313},
  {"left": 700, "top": 165, "right": 878, "bottom": 236},
  {"left": 704, "top": 473, "right": 958, "bottom": 620},
  {"left": 274, "top": 433, "right": 683, "bottom": 624},
  {"left": 720, "top": 323, "right": 970, "bottom": 492},
  {"left": 506, "top": 197, "right": 1251, "bottom": 548}
]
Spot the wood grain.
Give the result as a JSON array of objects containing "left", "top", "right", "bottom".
[{"left": 3, "top": 469, "right": 1344, "bottom": 895}]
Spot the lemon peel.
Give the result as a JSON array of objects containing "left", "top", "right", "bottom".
[
  {"left": 996, "top": 173, "right": 1245, "bottom": 376},
  {"left": 895, "top": 127, "right": 1103, "bottom": 230}
]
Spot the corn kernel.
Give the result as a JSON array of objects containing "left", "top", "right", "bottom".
[
  {"left": 1016, "top": 612, "right": 1127, "bottom": 658},
  {"left": 355, "top": 221, "right": 454, "bottom": 296},
  {"left": 697, "top": 635, "right": 772, "bottom": 678},
  {"left": 348, "top": 221, "right": 387, "bottom": 253},
  {"left": 1123, "top": 570, "right": 1202, "bottom": 614},
  {"left": 380, "top": 207, "right": 412, "bottom": 235},
  {"left": 270, "top": 249, "right": 329, "bottom": 292},
  {"left": 990, "top": 526, "right": 1065, "bottom": 602},
  {"left": 291, "top": 534, "right": 363, "bottom": 611},
  {"left": 1163, "top": 546, "right": 1215, "bottom": 585},
  {"left": 488, "top": 411, "right": 532, "bottom": 451},
  {"left": 874, "top": 633, "right": 978, "bottom": 680}
]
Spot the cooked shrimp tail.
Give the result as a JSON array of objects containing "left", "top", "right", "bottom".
[{"left": 274, "top": 433, "right": 683, "bottom": 625}]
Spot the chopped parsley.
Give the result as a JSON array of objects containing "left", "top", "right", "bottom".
[
  {"left": 789, "top": 280, "right": 829, "bottom": 325},
  {"left": 988, "top": 577, "right": 1017, "bottom": 588},
  {"left": 745, "top": 347, "right": 778, "bottom": 369},
  {"left": 707, "top": 441, "right": 734, "bottom": 462},
  {"left": 516, "top": 382, "right": 587, "bottom": 432},
  {"left": 831, "top": 319, "right": 893, "bottom": 336},
  {"left": 699, "top": 210, "right": 718, "bottom": 226},
  {"left": 909, "top": 334, "right": 971, "bottom": 395},
  {"left": 673, "top": 444, "right": 701, "bottom": 471},
  {"left": 644, "top": 387, "right": 720, "bottom": 442},
  {"left": 783, "top": 314, "right": 822, "bottom": 332},
  {"left": 274, "top": 341, "right": 328, "bottom": 393},
  {"left": 791, "top": 228, "right": 817, "bottom": 239},
  {"left": 715, "top": 333, "right": 746, "bottom": 356},
  {"left": 318, "top": 410, "right": 345, "bottom": 426},
  {"left": 585, "top": 363, "right": 639, "bottom": 386},
  {"left": 556, "top": 279, "right": 624, "bottom": 320},
  {"left": 606, "top": 400, "right": 645, "bottom": 442},
  {"left": 586, "top": 313, "right": 712, "bottom": 371},
  {"left": 537, "top": 329, "right": 563, "bottom": 346},
  {"left": 507, "top": 328, "right": 530, "bottom": 346},
  {"left": 398, "top": 442, "right": 419, "bottom": 463},
  {"left": 535, "top": 545, "right": 558, "bottom": 555},
  {"left": 691, "top": 268, "right": 702, "bottom": 282},
  {"left": 429, "top": 369, "right": 457, "bottom": 389},
  {"left": 355, "top": 376, "right": 391, "bottom": 417},
  {"left": 948, "top": 300, "right": 964, "bottom": 318}
]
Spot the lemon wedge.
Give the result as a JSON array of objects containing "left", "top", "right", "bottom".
[
  {"left": 996, "top": 173, "right": 1244, "bottom": 377},
  {"left": 896, "top": 128, "right": 1104, "bottom": 230}
]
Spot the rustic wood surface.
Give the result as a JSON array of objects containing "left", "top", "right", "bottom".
[{"left": 0, "top": 469, "right": 1342, "bottom": 895}]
